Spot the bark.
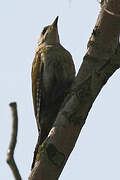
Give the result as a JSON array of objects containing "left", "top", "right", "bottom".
[{"left": 29, "top": 0, "right": 120, "bottom": 179}]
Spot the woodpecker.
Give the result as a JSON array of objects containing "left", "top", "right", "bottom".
[{"left": 31, "top": 16, "right": 75, "bottom": 169}]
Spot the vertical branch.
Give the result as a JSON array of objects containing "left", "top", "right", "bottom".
[{"left": 6, "top": 102, "right": 22, "bottom": 180}]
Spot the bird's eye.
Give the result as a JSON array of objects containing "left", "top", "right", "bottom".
[{"left": 42, "top": 26, "right": 49, "bottom": 35}]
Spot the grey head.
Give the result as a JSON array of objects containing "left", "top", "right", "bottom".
[{"left": 38, "top": 16, "right": 60, "bottom": 45}]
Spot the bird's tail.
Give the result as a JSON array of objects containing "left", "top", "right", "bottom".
[
  {"left": 31, "top": 132, "right": 41, "bottom": 169},
  {"left": 31, "top": 129, "right": 48, "bottom": 169}
]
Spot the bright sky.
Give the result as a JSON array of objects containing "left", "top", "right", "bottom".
[{"left": 0, "top": 0, "right": 120, "bottom": 179}]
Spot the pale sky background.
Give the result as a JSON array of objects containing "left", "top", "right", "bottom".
[{"left": 0, "top": 0, "right": 120, "bottom": 179}]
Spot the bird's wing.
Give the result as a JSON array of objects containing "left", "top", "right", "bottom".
[
  {"left": 31, "top": 52, "right": 43, "bottom": 131},
  {"left": 51, "top": 49, "right": 75, "bottom": 101}
]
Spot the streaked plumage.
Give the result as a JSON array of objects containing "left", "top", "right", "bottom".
[{"left": 31, "top": 17, "right": 75, "bottom": 168}]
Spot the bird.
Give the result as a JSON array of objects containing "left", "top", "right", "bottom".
[{"left": 31, "top": 16, "right": 75, "bottom": 169}]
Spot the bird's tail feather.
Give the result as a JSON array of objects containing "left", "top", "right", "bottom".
[{"left": 31, "top": 129, "right": 48, "bottom": 169}]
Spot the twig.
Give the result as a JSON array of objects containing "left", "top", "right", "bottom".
[{"left": 6, "top": 102, "right": 22, "bottom": 180}]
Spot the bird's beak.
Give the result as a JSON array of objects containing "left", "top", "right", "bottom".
[{"left": 52, "top": 16, "right": 59, "bottom": 28}]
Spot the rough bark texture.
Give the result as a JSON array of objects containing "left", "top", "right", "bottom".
[{"left": 29, "top": 0, "right": 120, "bottom": 179}]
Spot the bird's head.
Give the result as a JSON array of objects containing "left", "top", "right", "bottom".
[{"left": 38, "top": 16, "right": 60, "bottom": 45}]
